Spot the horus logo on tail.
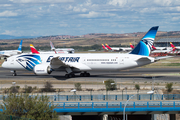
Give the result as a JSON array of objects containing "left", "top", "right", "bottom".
[{"left": 130, "top": 26, "right": 159, "bottom": 56}]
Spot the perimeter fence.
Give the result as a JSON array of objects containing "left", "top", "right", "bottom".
[{"left": 0, "top": 93, "right": 179, "bottom": 101}]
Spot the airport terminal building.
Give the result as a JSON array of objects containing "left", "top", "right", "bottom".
[{"left": 154, "top": 38, "right": 180, "bottom": 47}]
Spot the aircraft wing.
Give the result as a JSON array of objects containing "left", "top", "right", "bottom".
[
  {"left": 50, "top": 56, "right": 92, "bottom": 71},
  {"left": 0, "top": 54, "right": 10, "bottom": 57}
]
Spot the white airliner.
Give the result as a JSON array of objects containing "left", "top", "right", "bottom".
[
  {"left": 0, "top": 40, "right": 23, "bottom": 57},
  {"left": 2, "top": 26, "right": 160, "bottom": 77},
  {"left": 151, "top": 45, "right": 173, "bottom": 54},
  {"left": 30, "top": 44, "right": 68, "bottom": 54},
  {"left": 170, "top": 42, "right": 180, "bottom": 50},
  {"left": 50, "top": 41, "right": 74, "bottom": 54},
  {"left": 102, "top": 43, "right": 133, "bottom": 52}
]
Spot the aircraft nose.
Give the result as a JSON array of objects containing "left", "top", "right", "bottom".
[{"left": 2, "top": 61, "right": 7, "bottom": 68}]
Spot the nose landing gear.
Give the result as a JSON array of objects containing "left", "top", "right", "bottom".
[{"left": 11, "top": 70, "right": 17, "bottom": 76}]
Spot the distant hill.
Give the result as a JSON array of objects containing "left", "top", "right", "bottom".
[{"left": 0, "top": 35, "right": 38, "bottom": 40}]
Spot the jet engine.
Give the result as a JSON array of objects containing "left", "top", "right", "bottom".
[{"left": 33, "top": 64, "right": 52, "bottom": 75}]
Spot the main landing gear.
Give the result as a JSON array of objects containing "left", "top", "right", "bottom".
[
  {"left": 80, "top": 72, "right": 90, "bottom": 77},
  {"left": 64, "top": 72, "right": 90, "bottom": 78},
  {"left": 65, "top": 73, "right": 75, "bottom": 78}
]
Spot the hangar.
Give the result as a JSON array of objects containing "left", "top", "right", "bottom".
[{"left": 154, "top": 38, "right": 180, "bottom": 47}]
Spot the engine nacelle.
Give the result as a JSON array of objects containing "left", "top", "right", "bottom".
[{"left": 33, "top": 64, "right": 52, "bottom": 75}]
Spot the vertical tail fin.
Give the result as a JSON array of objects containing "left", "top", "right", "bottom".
[
  {"left": 50, "top": 41, "right": 56, "bottom": 50},
  {"left": 30, "top": 44, "right": 40, "bottom": 54},
  {"left": 170, "top": 42, "right": 176, "bottom": 49},
  {"left": 129, "top": 43, "right": 134, "bottom": 49},
  {"left": 170, "top": 42, "right": 176, "bottom": 51},
  {"left": 152, "top": 45, "right": 156, "bottom": 50},
  {"left": 105, "top": 44, "right": 112, "bottom": 50},
  {"left": 50, "top": 41, "right": 57, "bottom": 54},
  {"left": 17, "top": 40, "right": 23, "bottom": 51},
  {"left": 102, "top": 44, "right": 108, "bottom": 50},
  {"left": 130, "top": 26, "right": 159, "bottom": 56}
]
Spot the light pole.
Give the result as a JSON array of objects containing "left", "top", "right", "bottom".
[
  {"left": 123, "top": 94, "right": 136, "bottom": 120},
  {"left": 123, "top": 91, "right": 154, "bottom": 120}
]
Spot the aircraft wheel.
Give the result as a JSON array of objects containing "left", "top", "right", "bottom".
[
  {"left": 87, "top": 73, "right": 90, "bottom": 77},
  {"left": 68, "top": 74, "right": 72, "bottom": 78},
  {"left": 80, "top": 73, "right": 84, "bottom": 77},
  {"left": 65, "top": 74, "right": 69, "bottom": 78},
  {"left": 72, "top": 73, "right": 75, "bottom": 77},
  {"left": 12, "top": 73, "right": 17, "bottom": 76}
]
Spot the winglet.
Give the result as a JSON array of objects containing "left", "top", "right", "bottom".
[
  {"left": 105, "top": 44, "right": 112, "bottom": 50},
  {"left": 30, "top": 44, "right": 40, "bottom": 54},
  {"left": 130, "top": 26, "right": 159, "bottom": 56},
  {"left": 129, "top": 43, "right": 134, "bottom": 49},
  {"left": 17, "top": 40, "right": 23, "bottom": 51}
]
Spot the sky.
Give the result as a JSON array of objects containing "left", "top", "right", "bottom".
[{"left": 0, "top": 0, "right": 180, "bottom": 36}]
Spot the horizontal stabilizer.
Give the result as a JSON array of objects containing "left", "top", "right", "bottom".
[{"left": 154, "top": 56, "right": 173, "bottom": 62}]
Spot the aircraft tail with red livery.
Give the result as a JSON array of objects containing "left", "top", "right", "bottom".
[
  {"left": 105, "top": 44, "right": 112, "bottom": 50},
  {"left": 30, "top": 44, "right": 40, "bottom": 54},
  {"left": 170, "top": 42, "right": 176, "bottom": 51},
  {"left": 129, "top": 43, "right": 134, "bottom": 49},
  {"left": 102, "top": 44, "right": 108, "bottom": 50}
]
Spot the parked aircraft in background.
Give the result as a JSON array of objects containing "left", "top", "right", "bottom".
[
  {"left": 151, "top": 46, "right": 172, "bottom": 54},
  {"left": 0, "top": 40, "right": 23, "bottom": 58},
  {"left": 150, "top": 43, "right": 178, "bottom": 56},
  {"left": 170, "top": 42, "right": 180, "bottom": 51},
  {"left": 102, "top": 44, "right": 108, "bottom": 51},
  {"left": 50, "top": 41, "right": 75, "bottom": 54},
  {"left": 30, "top": 44, "right": 40, "bottom": 54},
  {"left": 2, "top": 26, "right": 163, "bottom": 77},
  {"left": 129, "top": 43, "right": 134, "bottom": 49},
  {"left": 105, "top": 44, "right": 132, "bottom": 52},
  {"left": 151, "top": 45, "right": 172, "bottom": 51},
  {"left": 102, "top": 43, "right": 134, "bottom": 52},
  {"left": 30, "top": 44, "right": 68, "bottom": 54}
]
